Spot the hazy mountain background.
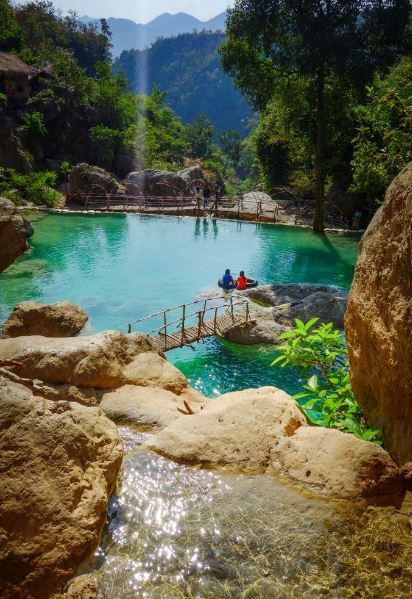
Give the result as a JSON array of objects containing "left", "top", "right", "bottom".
[
  {"left": 113, "top": 31, "right": 253, "bottom": 134},
  {"left": 80, "top": 11, "right": 227, "bottom": 56}
]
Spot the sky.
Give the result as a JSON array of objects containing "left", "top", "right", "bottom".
[{"left": 50, "top": 0, "right": 233, "bottom": 22}]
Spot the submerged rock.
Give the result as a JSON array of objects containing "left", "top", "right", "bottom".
[
  {"left": 0, "top": 378, "right": 122, "bottom": 598},
  {"left": 144, "top": 387, "right": 306, "bottom": 469},
  {"left": 2, "top": 301, "right": 88, "bottom": 338},
  {"left": 345, "top": 162, "right": 412, "bottom": 465},
  {"left": 271, "top": 427, "right": 403, "bottom": 503},
  {"left": 0, "top": 197, "right": 33, "bottom": 273}
]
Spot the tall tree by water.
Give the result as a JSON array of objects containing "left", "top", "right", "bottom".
[{"left": 220, "top": 0, "right": 411, "bottom": 232}]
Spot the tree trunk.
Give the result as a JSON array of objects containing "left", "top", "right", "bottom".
[{"left": 313, "top": 67, "right": 325, "bottom": 233}]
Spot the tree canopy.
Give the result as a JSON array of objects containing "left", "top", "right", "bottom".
[{"left": 221, "top": 0, "right": 411, "bottom": 231}]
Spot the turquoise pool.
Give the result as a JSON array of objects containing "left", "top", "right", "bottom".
[{"left": 0, "top": 212, "right": 360, "bottom": 396}]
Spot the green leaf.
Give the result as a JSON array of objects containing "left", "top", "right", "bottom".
[{"left": 305, "top": 317, "right": 319, "bottom": 331}]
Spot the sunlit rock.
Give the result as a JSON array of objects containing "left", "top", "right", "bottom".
[
  {"left": 100, "top": 384, "right": 204, "bottom": 429},
  {"left": 345, "top": 162, "right": 412, "bottom": 465},
  {"left": 0, "top": 378, "right": 122, "bottom": 598},
  {"left": 270, "top": 426, "right": 403, "bottom": 504},
  {"left": 2, "top": 301, "right": 88, "bottom": 338},
  {"left": 144, "top": 386, "right": 307, "bottom": 469}
]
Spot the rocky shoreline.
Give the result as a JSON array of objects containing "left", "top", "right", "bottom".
[{"left": 0, "top": 297, "right": 406, "bottom": 597}]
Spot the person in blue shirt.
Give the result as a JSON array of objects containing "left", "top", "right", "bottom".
[{"left": 222, "top": 269, "right": 235, "bottom": 290}]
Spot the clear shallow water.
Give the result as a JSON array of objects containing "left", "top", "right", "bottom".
[
  {"left": 89, "top": 428, "right": 412, "bottom": 599},
  {"left": 0, "top": 212, "right": 359, "bottom": 396}
]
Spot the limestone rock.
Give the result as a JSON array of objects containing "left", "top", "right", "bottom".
[
  {"left": 100, "top": 384, "right": 204, "bottom": 429},
  {"left": 345, "top": 163, "right": 412, "bottom": 465},
  {"left": 224, "top": 284, "right": 347, "bottom": 344},
  {"left": 64, "top": 575, "right": 98, "bottom": 599},
  {"left": 223, "top": 308, "right": 287, "bottom": 344},
  {"left": 0, "top": 378, "right": 122, "bottom": 598},
  {"left": 124, "top": 167, "right": 207, "bottom": 197},
  {"left": 0, "top": 331, "right": 131, "bottom": 388},
  {"left": 177, "top": 165, "right": 204, "bottom": 187},
  {"left": 0, "top": 197, "right": 33, "bottom": 272},
  {"left": 124, "top": 169, "right": 188, "bottom": 196},
  {"left": 2, "top": 301, "right": 88, "bottom": 338},
  {"left": 270, "top": 427, "right": 402, "bottom": 503},
  {"left": 144, "top": 387, "right": 307, "bottom": 469},
  {"left": 123, "top": 351, "right": 189, "bottom": 394},
  {"left": 68, "top": 164, "right": 124, "bottom": 202}
]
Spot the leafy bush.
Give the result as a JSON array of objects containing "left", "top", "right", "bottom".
[
  {"left": 0, "top": 169, "right": 61, "bottom": 206},
  {"left": 272, "top": 318, "right": 382, "bottom": 444},
  {"left": 21, "top": 111, "right": 47, "bottom": 137}
]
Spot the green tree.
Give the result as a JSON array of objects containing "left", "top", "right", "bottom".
[
  {"left": 220, "top": 129, "right": 241, "bottom": 166},
  {"left": 221, "top": 0, "right": 411, "bottom": 232},
  {"left": 351, "top": 56, "right": 412, "bottom": 204},
  {"left": 186, "top": 112, "right": 215, "bottom": 159},
  {"left": 0, "top": 0, "right": 22, "bottom": 51}
]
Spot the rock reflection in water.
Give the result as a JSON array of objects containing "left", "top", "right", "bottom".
[{"left": 90, "top": 428, "right": 412, "bottom": 598}]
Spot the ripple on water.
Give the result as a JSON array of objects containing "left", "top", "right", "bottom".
[{"left": 88, "top": 428, "right": 412, "bottom": 598}]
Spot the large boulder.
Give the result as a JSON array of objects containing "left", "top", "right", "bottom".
[
  {"left": 224, "top": 284, "right": 348, "bottom": 345},
  {"left": 345, "top": 163, "right": 412, "bottom": 465},
  {"left": 0, "top": 378, "right": 122, "bottom": 598},
  {"left": 124, "top": 166, "right": 207, "bottom": 197},
  {"left": 124, "top": 169, "right": 188, "bottom": 196},
  {"left": 0, "top": 197, "right": 33, "bottom": 273},
  {"left": 177, "top": 165, "right": 204, "bottom": 188},
  {"left": 145, "top": 385, "right": 402, "bottom": 503},
  {"left": 100, "top": 384, "right": 204, "bottom": 429},
  {"left": 270, "top": 427, "right": 402, "bottom": 504},
  {"left": 144, "top": 387, "right": 307, "bottom": 469},
  {"left": 123, "top": 351, "right": 189, "bottom": 394},
  {"left": 2, "top": 301, "right": 88, "bottom": 338},
  {"left": 0, "top": 331, "right": 132, "bottom": 389},
  {"left": 67, "top": 164, "right": 124, "bottom": 203}
]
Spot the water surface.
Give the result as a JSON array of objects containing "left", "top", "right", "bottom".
[{"left": 0, "top": 212, "right": 359, "bottom": 396}]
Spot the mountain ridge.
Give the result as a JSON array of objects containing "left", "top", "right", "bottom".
[{"left": 80, "top": 11, "right": 227, "bottom": 56}]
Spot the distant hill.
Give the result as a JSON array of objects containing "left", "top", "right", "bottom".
[
  {"left": 113, "top": 31, "right": 252, "bottom": 135},
  {"left": 80, "top": 12, "right": 227, "bottom": 56}
]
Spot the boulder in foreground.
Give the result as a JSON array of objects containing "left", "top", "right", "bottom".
[
  {"left": 2, "top": 301, "right": 88, "bottom": 338},
  {"left": 345, "top": 162, "right": 412, "bottom": 465},
  {"left": 0, "top": 197, "right": 33, "bottom": 273},
  {"left": 0, "top": 378, "right": 122, "bottom": 599},
  {"left": 271, "top": 426, "right": 403, "bottom": 503},
  {"left": 144, "top": 387, "right": 306, "bottom": 469},
  {"left": 145, "top": 386, "right": 402, "bottom": 504}
]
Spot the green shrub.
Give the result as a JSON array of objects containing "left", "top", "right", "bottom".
[
  {"left": 0, "top": 169, "right": 61, "bottom": 206},
  {"left": 272, "top": 318, "right": 382, "bottom": 444},
  {"left": 21, "top": 111, "right": 47, "bottom": 137}
]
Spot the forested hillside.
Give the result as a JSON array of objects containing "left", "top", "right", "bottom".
[{"left": 114, "top": 32, "right": 253, "bottom": 134}]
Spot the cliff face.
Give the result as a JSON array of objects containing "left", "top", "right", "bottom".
[
  {"left": 0, "top": 197, "right": 33, "bottom": 272},
  {"left": 345, "top": 163, "right": 412, "bottom": 465}
]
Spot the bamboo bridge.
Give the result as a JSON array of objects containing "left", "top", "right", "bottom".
[{"left": 125, "top": 296, "right": 252, "bottom": 352}]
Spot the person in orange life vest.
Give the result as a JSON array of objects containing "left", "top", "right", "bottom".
[{"left": 236, "top": 271, "right": 248, "bottom": 290}]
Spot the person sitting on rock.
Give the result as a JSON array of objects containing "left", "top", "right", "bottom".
[
  {"left": 236, "top": 271, "right": 248, "bottom": 291},
  {"left": 222, "top": 269, "right": 235, "bottom": 290}
]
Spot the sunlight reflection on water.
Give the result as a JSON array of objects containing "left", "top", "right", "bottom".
[{"left": 88, "top": 428, "right": 412, "bottom": 598}]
